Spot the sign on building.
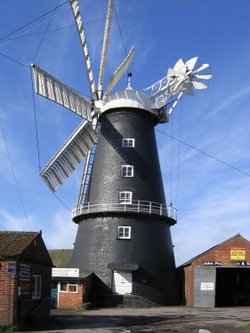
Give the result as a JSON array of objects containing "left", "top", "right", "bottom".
[
  {"left": 230, "top": 248, "right": 246, "bottom": 260},
  {"left": 7, "top": 261, "right": 16, "bottom": 274},
  {"left": 19, "top": 263, "right": 31, "bottom": 294},
  {"left": 200, "top": 282, "right": 214, "bottom": 291},
  {"left": 52, "top": 267, "right": 79, "bottom": 277}
]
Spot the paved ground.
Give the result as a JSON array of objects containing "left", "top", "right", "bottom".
[{"left": 24, "top": 306, "right": 250, "bottom": 333}]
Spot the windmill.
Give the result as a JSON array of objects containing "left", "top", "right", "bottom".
[{"left": 31, "top": 0, "right": 211, "bottom": 306}]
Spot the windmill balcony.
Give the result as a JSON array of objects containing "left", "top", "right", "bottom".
[{"left": 72, "top": 200, "right": 177, "bottom": 224}]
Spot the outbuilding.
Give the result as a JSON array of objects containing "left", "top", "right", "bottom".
[
  {"left": 49, "top": 249, "right": 92, "bottom": 309},
  {"left": 0, "top": 231, "right": 53, "bottom": 328},
  {"left": 178, "top": 233, "right": 250, "bottom": 307}
]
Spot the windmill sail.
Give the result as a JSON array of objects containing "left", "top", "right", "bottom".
[
  {"left": 69, "top": 0, "right": 96, "bottom": 98},
  {"left": 41, "top": 120, "right": 97, "bottom": 192},
  {"left": 31, "top": 64, "right": 92, "bottom": 121},
  {"left": 32, "top": 0, "right": 138, "bottom": 194},
  {"left": 105, "top": 46, "right": 135, "bottom": 96},
  {"left": 98, "top": 0, "right": 114, "bottom": 94}
]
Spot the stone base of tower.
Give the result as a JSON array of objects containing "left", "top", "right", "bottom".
[{"left": 70, "top": 213, "right": 180, "bottom": 307}]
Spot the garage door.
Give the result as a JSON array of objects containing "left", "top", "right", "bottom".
[{"left": 194, "top": 267, "right": 216, "bottom": 307}]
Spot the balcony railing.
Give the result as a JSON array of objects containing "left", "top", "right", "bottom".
[{"left": 72, "top": 200, "right": 177, "bottom": 221}]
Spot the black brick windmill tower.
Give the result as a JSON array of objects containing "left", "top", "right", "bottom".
[{"left": 31, "top": 0, "right": 211, "bottom": 306}]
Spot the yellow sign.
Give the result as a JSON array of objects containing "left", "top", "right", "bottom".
[{"left": 230, "top": 249, "right": 246, "bottom": 260}]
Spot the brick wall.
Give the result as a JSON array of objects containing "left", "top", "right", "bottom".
[
  {"left": 58, "top": 283, "right": 84, "bottom": 309},
  {"left": 184, "top": 265, "right": 194, "bottom": 306},
  {"left": 182, "top": 235, "right": 250, "bottom": 306},
  {"left": 0, "top": 260, "right": 18, "bottom": 326},
  {"left": 0, "top": 259, "right": 52, "bottom": 327}
]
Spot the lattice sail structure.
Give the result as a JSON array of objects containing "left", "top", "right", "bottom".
[
  {"left": 40, "top": 120, "right": 97, "bottom": 192},
  {"left": 32, "top": 65, "right": 92, "bottom": 120}
]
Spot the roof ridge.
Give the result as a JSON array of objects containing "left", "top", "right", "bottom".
[
  {"left": 0, "top": 231, "right": 40, "bottom": 257},
  {"left": 178, "top": 233, "right": 249, "bottom": 268}
]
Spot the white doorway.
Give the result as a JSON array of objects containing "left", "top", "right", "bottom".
[{"left": 112, "top": 270, "right": 132, "bottom": 295}]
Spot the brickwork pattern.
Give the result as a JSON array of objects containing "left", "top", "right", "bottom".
[
  {"left": 0, "top": 260, "right": 17, "bottom": 325},
  {"left": 58, "top": 284, "right": 84, "bottom": 309},
  {"left": 183, "top": 235, "right": 250, "bottom": 306}
]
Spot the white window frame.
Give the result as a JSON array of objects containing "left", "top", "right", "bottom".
[
  {"left": 122, "top": 138, "right": 135, "bottom": 148},
  {"left": 59, "top": 282, "right": 78, "bottom": 293},
  {"left": 119, "top": 191, "right": 132, "bottom": 204},
  {"left": 118, "top": 226, "right": 131, "bottom": 239},
  {"left": 32, "top": 275, "right": 41, "bottom": 299},
  {"left": 121, "top": 165, "right": 134, "bottom": 177}
]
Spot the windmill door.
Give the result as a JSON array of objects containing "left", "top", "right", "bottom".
[{"left": 112, "top": 270, "right": 132, "bottom": 295}]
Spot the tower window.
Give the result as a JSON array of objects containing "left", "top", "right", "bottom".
[
  {"left": 118, "top": 226, "right": 131, "bottom": 239},
  {"left": 121, "top": 165, "right": 134, "bottom": 177},
  {"left": 122, "top": 138, "right": 135, "bottom": 148},
  {"left": 119, "top": 191, "right": 132, "bottom": 204}
]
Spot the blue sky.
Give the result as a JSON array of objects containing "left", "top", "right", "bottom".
[{"left": 0, "top": 0, "right": 250, "bottom": 266}]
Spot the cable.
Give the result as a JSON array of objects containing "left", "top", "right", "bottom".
[
  {"left": 170, "top": 107, "right": 174, "bottom": 204},
  {"left": 29, "top": 64, "right": 72, "bottom": 211},
  {"left": 156, "top": 129, "right": 250, "bottom": 178},
  {"left": 32, "top": 0, "right": 61, "bottom": 62},
  {"left": 0, "top": 112, "right": 72, "bottom": 213},
  {"left": 30, "top": 0, "right": 60, "bottom": 168},
  {"left": 115, "top": 0, "right": 209, "bottom": 21},
  {"left": 53, "top": 193, "right": 71, "bottom": 211},
  {"left": 113, "top": 2, "right": 127, "bottom": 57},
  {"left": 3, "top": 25, "right": 75, "bottom": 42},
  {"left": 173, "top": 98, "right": 183, "bottom": 204},
  {"left": 0, "top": 180, "right": 75, "bottom": 199},
  {"left": 0, "top": 117, "right": 32, "bottom": 231},
  {"left": 0, "top": 0, "right": 209, "bottom": 48},
  {"left": 0, "top": 1, "right": 68, "bottom": 45},
  {"left": 0, "top": 52, "right": 29, "bottom": 69}
]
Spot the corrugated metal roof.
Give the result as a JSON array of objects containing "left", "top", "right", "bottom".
[
  {"left": 49, "top": 249, "right": 73, "bottom": 268},
  {"left": 0, "top": 231, "right": 40, "bottom": 258}
]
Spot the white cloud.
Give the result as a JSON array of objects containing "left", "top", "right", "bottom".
[
  {"left": 172, "top": 174, "right": 250, "bottom": 266},
  {"left": 0, "top": 209, "right": 33, "bottom": 231},
  {"left": 209, "top": 85, "right": 250, "bottom": 117},
  {"left": 44, "top": 209, "right": 77, "bottom": 249}
]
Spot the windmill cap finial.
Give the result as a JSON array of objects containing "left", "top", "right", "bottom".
[{"left": 127, "top": 72, "right": 133, "bottom": 90}]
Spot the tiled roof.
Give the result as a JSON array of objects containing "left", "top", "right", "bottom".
[
  {"left": 0, "top": 231, "right": 40, "bottom": 258},
  {"left": 49, "top": 249, "right": 73, "bottom": 268}
]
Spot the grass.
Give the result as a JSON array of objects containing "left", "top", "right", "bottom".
[
  {"left": 0, "top": 325, "right": 17, "bottom": 332},
  {"left": 240, "top": 324, "right": 250, "bottom": 332}
]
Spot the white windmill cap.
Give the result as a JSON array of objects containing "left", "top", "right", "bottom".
[{"left": 101, "top": 88, "right": 158, "bottom": 117}]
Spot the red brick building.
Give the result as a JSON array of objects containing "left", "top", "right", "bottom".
[
  {"left": 49, "top": 249, "right": 92, "bottom": 309},
  {"left": 178, "top": 234, "right": 250, "bottom": 307},
  {"left": 0, "top": 231, "right": 53, "bottom": 328}
]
